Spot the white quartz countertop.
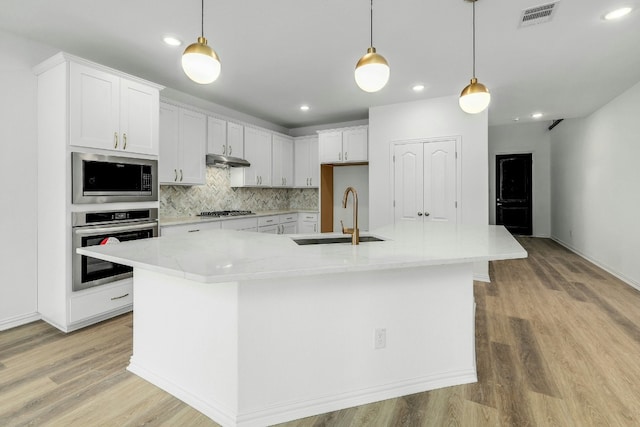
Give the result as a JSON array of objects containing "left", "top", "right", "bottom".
[
  {"left": 159, "top": 210, "right": 317, "bottom": 227},
  {"left": 77, "top": 222, "right": 527, "bottom": 283}
]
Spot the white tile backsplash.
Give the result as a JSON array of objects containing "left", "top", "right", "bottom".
[{"left": 160, "top": 166, "right": 318, "bottom": 217}]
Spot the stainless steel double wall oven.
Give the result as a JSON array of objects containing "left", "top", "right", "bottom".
[{"left": 71, "top": 152, "right": 158, "bottom": 291}]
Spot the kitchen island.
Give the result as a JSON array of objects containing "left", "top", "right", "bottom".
[{"left": 78, "top": 221, "right": 526, "bottom": 427}]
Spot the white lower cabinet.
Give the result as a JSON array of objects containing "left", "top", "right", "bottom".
[
  {"left": 221, "top": 217, "right": 258, "bottom": 231},
  {"left": 68, "top": 281, "right": 133, "bottom": 324},
  {"left": 279, "top": 213, "right": 298, "bottom": 234},
  {"left": 298, "top": 213, "right": 319, "bottom": 234},
  {"left": 161, "top": 221, "right": 221, "bottom": 236}
]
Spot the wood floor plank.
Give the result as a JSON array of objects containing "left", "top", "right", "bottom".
[{"left": 3, "top": 238, "right": 640, "bottom": 426}]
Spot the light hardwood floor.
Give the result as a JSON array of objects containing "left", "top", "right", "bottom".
[{"left": 2, "top": 238, "right": 640, "bottom": 426}]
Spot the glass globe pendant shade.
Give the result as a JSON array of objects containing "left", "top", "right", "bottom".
[
  {"left": 354, "top": 47, "right": 390, "bottom": 93},
  {"left": 459, "top": 77, "right": 491, "bottom": 114},
  {"left": 182, "top": 36, "right": 221, "bottom": 84}
]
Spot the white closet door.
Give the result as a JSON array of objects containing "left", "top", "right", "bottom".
[
  {"left": 393, "top": 142, "right": 424, "bottom": 223},
  {"left": 423, "top": 139, "right": 457, "bottom": 223}
]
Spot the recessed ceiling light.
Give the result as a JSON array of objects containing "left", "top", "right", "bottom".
[
  {"left": 604, "top": 7, "right": 632, "bottom": 20},
  {"left": 513, "top": 117, "right": 520, "bottom": 122},
  {"left": 300, "top": 105, "right": 310, "bottom": 111},
  {"left": 532, "top": 112, "right": 543, "bottom": 119},
  {"left": 412, "top": 84, "right": 425, "bottom": 92},
  {"left": 163, "top": 36, "right": 182, "bottom": 47}
]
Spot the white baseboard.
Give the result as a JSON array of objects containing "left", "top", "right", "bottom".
[
  {"left": 129, "top": 359, "right": 476, "bottom": 427},
  {"left": 551, "top": 237, "right": 640, "bottom": 292},
  {"left": 0, "top": 312, "right": 41, "bottom": 331}
]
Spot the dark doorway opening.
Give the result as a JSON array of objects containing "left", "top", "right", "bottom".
[{"left": 496, "top": 153, "right": 533, "bottom": 236}]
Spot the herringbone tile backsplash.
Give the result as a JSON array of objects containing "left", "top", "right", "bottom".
[{"left": 160, "top": 166, "right": 318, "bottom": 217}]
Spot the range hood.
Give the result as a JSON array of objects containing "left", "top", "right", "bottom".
[{"left": 206, "top": 154, "right": 250, "bottom": 168}]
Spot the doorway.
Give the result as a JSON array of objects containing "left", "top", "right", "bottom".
[{"left": 496, "top": 153, "right": 532, "bottom": 235}]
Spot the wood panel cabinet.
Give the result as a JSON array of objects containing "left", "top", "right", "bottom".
[
  {"left": 318, "top": 126, "right": 367, "bottom": 164},
  {"left": 69, "top": 61, "right": 159, "bottom": 155},
  {"left": 231, "top": 127, "right": 272, "bottom": 187},
  {"left": 272, "top": 134, "right": 294, "bottom": 187},
  {"left": 207, "top": 117, "right": 244, "bottom": 159},
  {"left": 294, "top": 136, "right": 319, "bottom": 187},
  {"left": 159, "top": 102, "right": 206, "bottom": 185}
]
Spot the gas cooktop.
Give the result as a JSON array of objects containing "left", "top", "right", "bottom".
[{"left": 198, "top": 210, "right": 255, "bottom": 217}]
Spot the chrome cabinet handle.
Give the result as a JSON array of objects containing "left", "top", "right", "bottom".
[
  {"left": 424, "top": 212, "right": 430, "bottom": 217},
  {"left": 174, "top": 169, "right": 178, "bottom": 182},
  {"left": 339, "top": 152, "right": 342, "bottom": 161},
  {"left": 345, "top": 152, "right": 348, "bottom": 161},
  {"left": 223, "top": 145, "right": 226, "bottom": 155},
  {"left": 180, "top": 169, "right": 183, "bottom": 182},
  {"left": 111, "top": 293, "right": 129, "bottom": 301},
  {"left": 229, "top": 145, "right": 232, "bottom": 155},
  {"left": 123, "top": 133, "right": 127, "bottom": 150},
  {"left": 188, "top": 229, "right": 200, "bottom": 233},
  {"left": 114, "top": 132, "right": 119, "bottom": 149},
  {"left": 309, "top": 177, "right": 312, "bottom": 186},
  {"left": 313, "top": 224, "right": 317, "bottom": 232},
  {"left": 417, "top": 212, "right": 423, "bottom": 216}
]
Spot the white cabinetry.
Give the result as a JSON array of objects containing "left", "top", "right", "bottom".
[
  {"left": 207, "top": 117, "right": 244, "bottom": 159},
  {"left": 221, "top": 217, "right": 258, "bottom": 231},
  {"left": 258, "top": 215, "right": 279, "bottom": 234},
  {"left": 294, "top": 136, "right": 319, "bottom": 187},
  {"left": 69, "top": 61, "right": 159, "bottom": 155},
  {"left": 34, "top": 52, "right": 163, "bottom": 332},
  {"left": 279, "top": 213, "right": 298, "bottom": 234},
  {"left": 161, "top": 221, "right": 221, "bottom": 236},
  {"left": 272, "top": 134, "right": 294, "bottom": 187},
  {"left": 159, "top": 102, "right": 206, "bottom": 185},
  {"left": 319, "top": 126, "right": 368, "bottom": 164},
  {"left": 231, "top": 127, "right": 272, "bottom": 187},
  {"left": 298, "top": 212, "right": 319, "bottom": 234}
]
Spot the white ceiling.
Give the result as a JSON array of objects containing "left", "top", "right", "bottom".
[{"left": 2, "top": 0, "right": 639, "bottom": 129}]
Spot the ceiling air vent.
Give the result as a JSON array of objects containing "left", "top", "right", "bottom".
[{"left": 519, "top": 2, "right": 559, "bottom": 28}]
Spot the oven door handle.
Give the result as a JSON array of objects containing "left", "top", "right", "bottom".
[{"left": 73, "top": 222, "right": 158, "bottom": 235}]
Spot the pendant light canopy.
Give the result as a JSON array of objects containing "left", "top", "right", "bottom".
[
  {"left": 459, "top": 0, "right": 490, "bottom": 114},
  {"left": 182, "top": 0, "right": 221, "bottom": 84},
  {"left": 355, "top": 0, "right": 390, "bottom": 93}
]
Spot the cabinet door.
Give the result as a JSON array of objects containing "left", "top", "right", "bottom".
[
  {"left": 178, "top": 109, "right": 206, "bottom": 185},
  {"left": 294, "top": 138, "right": 311, "bottom": 187},
  {"left": 258, "top": 224, "right": 279, "bottom": 234},
  {"left": 272, "top": 135, "right": 284, "bottom": 187},
  {"left": 308, "top": 136, "right": 319, "bottom": 187},
  {"left": 119, "top": 79, "right": 159, "bottom": 155},
  {"left": 227, "top": 122, "right": 244, "bottom": 158},
  {"left": 207, "top": 116, "right": 227, "bottom": 155},
  {"left": 319, "top": 131, "right": 343, "bottom": 163},
  {"left": 281, "top": 222, "right": 297, "bottom": 234},
  {"left": 281, "top": 137, "right": 294, "bottom": 187},
  {"left": 69, "top": 62, "right": 120, "bottom": 150},
  {"left": 393, "top": 142, "right": 424, "bottom": 224},
  {"left": 244, "top": 127, "right": 272, "bottom": 186},
  {"left": 342, "top": 127, "right": 368, "bottom": 162},
  {"left": 299, "top": 221, "right": 318, "bottom": 234},
  {"left": 159, "top": 103, "right": 180, "bottom": 184}
]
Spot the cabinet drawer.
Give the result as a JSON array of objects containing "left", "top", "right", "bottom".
[
  {"left": 301, "top": 213, "right": 318, "bottom": 222},
  {"left": 279, "top": 213, "right": 298, "bottom": 223},
  {"left": 69, "top": 281, "right": 133, "bottom": 323},
  {"left": 161, "top": 221, "right": 221, "bottom": 236},
  {"left": 258, "top": 215, "right": 279, "bottom": 227},
  {"left": 222, "top": 217, "right": 258, "bottom": 230}
]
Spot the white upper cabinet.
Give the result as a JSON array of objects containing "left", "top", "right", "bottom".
[
  {"left": 272, "top": 134, "right": 294, "bottom": 187},
  {"left": 318, "top": 126, "right": 368, "bottom": 164},
  {"left": 207, "top": 117, "right": 244, "bottom": 159},
  {"left": 69, "top": 62, "right": 159, "bottom": 155},
  {"left": 159, "top": 102, "right": 206, "bottom": 185},
  {"left": 294, "top": 136, "right": 319, "bottom": 187},
  {"left": 231, "top": 127, "right": 271, "bottom": 187}
]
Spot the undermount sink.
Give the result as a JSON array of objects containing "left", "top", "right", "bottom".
[{"left": 292, "top": 236, "right": 385, "bottom": 245}]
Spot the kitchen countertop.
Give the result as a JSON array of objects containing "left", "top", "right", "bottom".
[
  {"left": 159, "top": 209, "right": 318, "bottom": 227},
  {"left": 77, "top": 221, "right": 527, "bottom": 283}
]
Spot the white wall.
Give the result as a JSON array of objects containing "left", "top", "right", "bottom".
[
  {"left": 550, "top": 80, "right": 640, "bottom": 289},
  {"left": 333, "top": 165, "right": 369, "bottom": 232},
  {"left": 368, "top": 95, "right": 489, "bottom": 280},
  {"left": 488, "top": 122, "right": 551, "bottom": 237},
  {"left": 0, "top": 31, "right": 56, "bottom": 329}
]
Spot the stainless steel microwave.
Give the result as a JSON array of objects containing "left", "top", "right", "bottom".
[{"left": 72, "top": 152, "right": 158, "bottom": 204}]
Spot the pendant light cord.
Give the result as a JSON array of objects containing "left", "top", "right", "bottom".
[
  {"left": 370, "top": 0, "right": 374, "bottom": 47},
  {"left": 472, "top": 0, "right": 476, "bottom": 78},
  {"left": 201, "top": 0, "right": 205, "bottom": 38}
]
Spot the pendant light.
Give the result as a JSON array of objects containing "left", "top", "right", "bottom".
[
  {"left": 182, "top": 0, "right": 221, "bottom": 84},
  {"left": 459, "top": 0, "right": 491, "bottom": 114},
  {"left": 354, "top": 0, "right": 390, "bottom": 93}
]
